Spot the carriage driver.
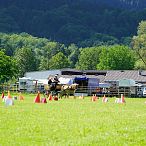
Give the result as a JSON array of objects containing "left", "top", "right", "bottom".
[
  {"left": 53, "top": 74, "right": 59, "bottom": 83},
  {"left": 47, "top": 75, "right": 59, "bottom": 93},
  {"left": 51, "top": 74, "right": 59, "bottom": 91},
  {"left": 48, "top": 77, "right": 52, "bottom": 85}
]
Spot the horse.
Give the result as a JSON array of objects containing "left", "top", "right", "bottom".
[
  {"left": 43, "top": 83, "right": 61, "bottom": 97},
  {"left": 59, "top": 83, "right": 78, "bottom": 99},
  {"left": 46, "top": 82, "right": 78, "bottom": 99}
]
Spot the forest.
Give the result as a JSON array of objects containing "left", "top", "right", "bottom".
[
  {"left": 0, "top": 20, "right": 146, "bottom": 82},
  {"left": 0, "top": 0, "right": 146, "bottom": 83},
  {"left": 0, "top": 0, "right": 146, "bottom": 45}
]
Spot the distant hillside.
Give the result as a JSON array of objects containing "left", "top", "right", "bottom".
[
  {"left": 0, "top": 0, "right": 146, "bottom": 45},
  {"left": 1, "top": 0, "right": 146, "bottom": 9},
  {"left": 117, "top": 0, "right": 146, "bottom": 9},
  {"left": 95, "top": 0, "right": 146, "bottom": 9}
]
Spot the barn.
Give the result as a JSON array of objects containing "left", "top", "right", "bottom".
[{"left": 23, "top": 69, "right": 146, "bottom": 97}]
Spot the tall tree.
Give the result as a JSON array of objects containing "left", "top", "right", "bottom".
[
  {"left": 0, "top": 51, "right": 17, "bottom": 83},
  {"left": 49, "top": 52, "right": 70, "bottom": 69},
  {"left": 132, "top": 21, "right": 146, "bottom": 68},
  {"left": 76, "top": 46, "right": 101, "bottom": 70},
  {"left": 38, "top": 57, "right": 49, "bottom": 70},
  {"left": 97, "top": 45, "right": 135, "bottom": 70},
  {"left": 14, "top": 48, "right": 37, "bottom": 76},
  {"left": 67, "top": 44, "right": 79, "bottom": 68},
  {"left": 137, "top": 21, "right": 146, "bottom": 36},
  {"left": 134, "top": 60, "right": 146, "bottom": 70}
]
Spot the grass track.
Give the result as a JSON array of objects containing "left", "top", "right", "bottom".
[{"left": 0, "top": 93, "right": 146, "bottom": 146}]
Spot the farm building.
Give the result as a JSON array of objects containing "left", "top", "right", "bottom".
[
  {"left": 103, "top": 70, "right": 146, "bottom": 97},
  {"left": 23, "top": 69, "right": 146, "bottom": 97},
  {"left": 23, "top": 69, "right": 106, "bottom": 94},
  {"left": 25, "top": 68, "right": 106, "bottom": 80}
]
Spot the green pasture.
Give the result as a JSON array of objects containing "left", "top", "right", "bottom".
[{"left": 0, "top": 93, "right": 146, "bottom": 146}]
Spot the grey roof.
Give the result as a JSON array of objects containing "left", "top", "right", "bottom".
[
  {"left": 60, "top": 68, "right": 81, "bottom": 72},
  {"left": 97, "top": 75, "right": 106, "bottom": 83},
  {"left": 104, "top": 70, "right": 146, "bottom": 82},
  {"left": 25, "top": 70, "right": 61, "bottom": 80},
  {"left": 24, "top": 69, "right": 146, "bottom": 83},
  {"left": 24, "top": 69, "right": 105, "bottom": 80}
]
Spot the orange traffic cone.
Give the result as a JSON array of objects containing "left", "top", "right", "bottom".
[
  {"left": 91, "top": 94, "right": 94, "bottom": 101},
  {"left": 41, "top": 98, "right": 47, "bottom": 103},
  {"left": 1, "top": 92, "right": 4, "bottom": 99},
  {"left": 54, "top": 96, "right": 58, "bottom": 101},
  {"left": 102, "top": 94, "right": 108, "bottom": 103},
  {"left": 49, "top": 94, "right": 53, "bottom": 101},
  {"left": 7, "top": 91, "right": 12, "bottom": 98},
  {"left": 121, "top": 94, "right": 125, "bottom": 103},
  {"left": 91, "top": 94, "right": 97, "bottom": 102},
  {"left": 34, "top": 91, "right": 41, "bottom": 103},
  {"left": 19, "top": 92, "right": 24, "bottom": 100},
  {"left": 79, "top": 94, "right": 84, "bottom": 99}
]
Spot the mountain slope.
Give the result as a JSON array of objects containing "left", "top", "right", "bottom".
[
  {"left": 93, "top": 0, "right": 146, "bottom": 9},
  {"left": 119, "top": 0, "right": 146, "bottom": 9},
  {"left": 0, "top": 0, "right": 146, "bottom": 45}
]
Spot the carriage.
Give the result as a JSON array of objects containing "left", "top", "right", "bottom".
[{"left": 45, "top": 76, "right": 78, "bottom": 98}]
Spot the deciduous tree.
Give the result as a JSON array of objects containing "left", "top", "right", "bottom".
[
  {"left": 14, "top": 47, "right": 37, "bottom": 76},
  {"left": 97, "top": 45, "right": 135, "bottom": 70},
  {"left": 132, "top": 21, "right": 146, "bottom": 68},
  {"left": 49, "top": 52, "right": 70, "bottom": 69},
  {"left": 76, "top": 47, "right": 101, "bottom": 70},
  {"left": 0, "top": 51, "right": 17, "bottom": 83}
]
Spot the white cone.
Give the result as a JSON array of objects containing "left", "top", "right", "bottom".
[{"left": 5, "top": 97, "right": 14, "bottom": 106}]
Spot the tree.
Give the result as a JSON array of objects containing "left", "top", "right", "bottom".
[
  {"left": 137, "top": 21, "right": 146, "bottom": 36},
  {"left": 97, "top": 45, "right": 135, "bottom": 70},
  {"left": 76, "top": 46, "right": 101, "bottom": 70},
  {"left": 0, "top": 51, "right": 17, "bottom": 83},
  {"left": 134, "top": 59, "right": 146, "bottom": 70},
  {"left": 14, "top": 47, "right": 37, "bottom": 76},
  {"left": 132, "top": 21, "right": 146, "bottom": 68},
  {"left": 67, "top": 44, "right": 79, "bottom": 68},
  {"left": 38, "top": 57, "right": 49, "bottom": 70},
  {"left": 78, "top": 33, "right": 119, "bottom": 48},
  {"left": 0, "top": 1, "right": 146, "bottom": 45},
  {"left": 49, "top": 52, "right": 70, "bottom": 69}
]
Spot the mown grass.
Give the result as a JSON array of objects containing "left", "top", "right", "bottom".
[{"left": 0, "top": 93, "right": 146, "bottom": 146}]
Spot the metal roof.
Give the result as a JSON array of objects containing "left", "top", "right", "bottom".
[
  {"left": 104, "top": 70, "right": 146, "bottom": 83},
  {"left": 25, "top": 70, "right": 61, "bottom": 80},
  {"left": 25, "top": 69, "right": 146, "bottom": 83},
  {"left": 25, "top": 69, "right": 106, "bottom": 80}
]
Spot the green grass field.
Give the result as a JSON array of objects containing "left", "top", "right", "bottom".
[{"left": 0, "top": 93, "right": 146, "bottom": 146}]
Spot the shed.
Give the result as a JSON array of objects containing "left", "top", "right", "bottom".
[{"left": 118, "top": 79, "right": 137, "bottom": 96}]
